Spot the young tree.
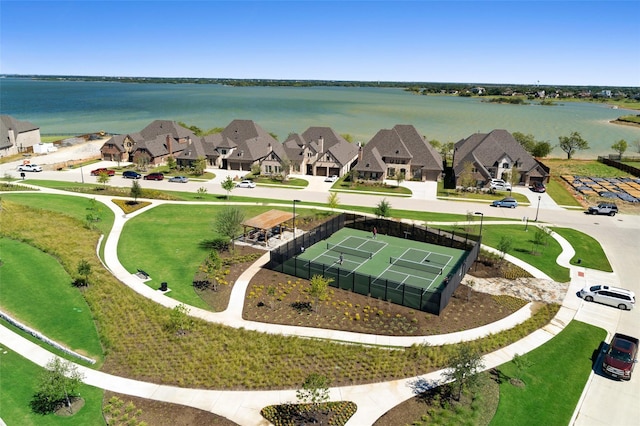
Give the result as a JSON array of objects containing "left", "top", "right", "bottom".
[
  {"left": 214, "top": 206, "right": 245, "bottom": 252},
  {"left": 76, "top": 259, "right": 91, "bottom": 286},
  {"left": 611, "top": 139, "right": 628, "bottom": 159},
  {"left": 497, "top": 236, "right": 513, "bottom": 261},
  {"left": 96, "top": 170, "right": 111, "bottom": 188},
  {"left": 130, "top": 179, "right": 142, "bottom": 203},
  {"left": 221, "top": 176, "right": 235, "bottom": 199},
  {"left": 280, "top": 158, "right": 291, "bottom": 181},
  {"left": 506, "top": 166, "right": 520, "bottom": 194},
  {"left": 428, "top": 139, "right": 442, "bottom": 151},
  {"left": 511, "top": 353, "right": 533, "bottom": 384},
  {"left": 296, "top": 373, "right": 331, "bottom": 409},
  {"left": 442, "top": 343, "right": 485, "bottom": 401},
  {"left": 395, "top": 171, "right": 405, "bottom": 187},
  {"left": 348, "top": 168, "right": 358, "bottom": 187},
  {"left": 166, "top": 155, "right": 177, "bottom": 170},
  {"left": 440, "top": 141, "right": 455, "bottom": 165},
  {"left": 166, "top": 304, "right": 193, "bottom": 336},
  {"left": 341, "top": 133, "right": 354, "bottom": 143},
  {"left": 31, "top": 357, "right": 85, "bottom": 415},
  {"left": 374, "top": 198, "right": 391, "bottom": 218},
  {"left": 309, "top": 274, "right": 333, "bottom": 313},
  {"left": 193, "top": 156, "right": 207, "bottom": 176},
  {"left": 196, "top": 186, "right": 208, "bottom": 199},
  {"left": 458, "top": 161, "right": 476, "bottom": 189},
  {"left": 558, "top": 131, "right": 590, "bottom": 159},
  {"left": 327, "top": 191, "right": 340, "bottom": 211}
]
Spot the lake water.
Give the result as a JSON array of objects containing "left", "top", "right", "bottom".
[{"left": 2, "top": 77, "right": 639, "bottom": 158}]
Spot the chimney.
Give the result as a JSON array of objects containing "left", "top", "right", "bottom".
[
  {"left": 166, "top": 135, "right": 172, "bottom": 155},
  {"left": 318, "top": 136, "right": 324, "bottom": 153},
  {"left": 358, "top": 145, "right": 363, "bottom": 162}
]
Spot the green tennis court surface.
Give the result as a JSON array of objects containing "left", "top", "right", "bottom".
[{"left": 296, "top": 228, "right": 465, "bottom": 292}]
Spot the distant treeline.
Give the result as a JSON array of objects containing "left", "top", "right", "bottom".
[{"left": 4, "top": 74, "right": 639, "bottom": 99}]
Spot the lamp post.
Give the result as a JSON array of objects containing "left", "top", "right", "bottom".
[
  {"left": 534, "top": 195, "right": 541, "bottom": 222},
  {"left": 292, "top": 199, "right": 301, "bottom": 237},
  {"left": 474, "top": 212, "right": 484, "bottom": 241}
]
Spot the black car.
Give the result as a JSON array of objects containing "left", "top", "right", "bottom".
[{"left": 123, "top": 170, "right": 142, "bottom": 179}]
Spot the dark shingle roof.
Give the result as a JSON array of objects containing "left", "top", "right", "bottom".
[
  {"left": 222, "top": 119, "right": 283, "bottom": 162},
  {"left": 355, "top": 146, "right": 385, "bottom": 173},
  {"left": 140, "top": 120, "right": 197, "bottom": 140},
  {"left": 1, "top": 115, "right": 39, "bottom": 150}
]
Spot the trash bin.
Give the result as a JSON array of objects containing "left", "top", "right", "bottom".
[{"left": 160, "top": 282, "right": 168, "bottom": 291}]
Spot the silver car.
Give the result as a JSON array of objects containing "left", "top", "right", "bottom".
[{"left": 236, "top": 180, "right": 256, "bottom": 188}]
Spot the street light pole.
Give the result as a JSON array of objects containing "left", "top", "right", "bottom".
[
  {"left": 292, "top": 199, "right": 301, "bottom": 237},
  {"left": 534, "top": 195, "right": 541, "bottom": 222},
  {"left": 474, "top": 212, "right": 484, "bottom": 241}
]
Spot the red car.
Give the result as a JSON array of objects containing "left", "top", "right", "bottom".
[
  {"left": 90, "top": 168, "right": 116, "bottom": 176},
  {"left": 144, "top": 172, "right": 164, "bottom": 181},
  {"left": 530, "top": 181, "right": 546, "bottom": 193}
]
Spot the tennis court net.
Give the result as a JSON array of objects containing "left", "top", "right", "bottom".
[
  {"left": 327, "top": 243, "right": 373, "bottom": 259},
  {"left": 390, "top": 257, "right": 442, "bottom": 275}
]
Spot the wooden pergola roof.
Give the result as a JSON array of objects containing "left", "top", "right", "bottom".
[{"left": 241, "top": 209, "right": 295, "bottom": 230}]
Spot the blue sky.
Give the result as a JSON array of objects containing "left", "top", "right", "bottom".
[{"left": 1, "top": 1, "right": 638, "bottom": 86}]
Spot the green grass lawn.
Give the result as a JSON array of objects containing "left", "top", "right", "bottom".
[
  {"left": 331, "top": 176, "right": 412, "bottom": 195},
  {"left": 552, "top": 228, "right": 613, "bottom": 272},
  {"left": 0, "top": 348, "right": 105, "bottom": 426},
  {"left": 252, "top": 176, "right": 309, "bottom": 187},
  {"left": 118, "top": 204, "right": 277, "bottom": 309},
  {"left": 0, "top": 238, "right": 104, "bottom": 362},
  {"left": 546, "top": 178, "right": 582, "bottom": 207},
  {"left": 490, "top": 320, "right": 606, "bottom": 426},
  {"left": 436, "top": 182, "right": 530, "bottom": 204},
  {"left": 443, "top": 224, "right": 570, "bottom": 282},
  {"left": 543, "top": 159, "right": 636, "bottom": 179}
]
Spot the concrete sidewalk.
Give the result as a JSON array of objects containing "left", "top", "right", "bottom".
[{"left": 0, "top": 186, "right": 621, "bottom": 425}]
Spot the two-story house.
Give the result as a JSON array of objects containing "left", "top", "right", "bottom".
[{"left": 1, "top": 115, "right": 41, "bottom": 157}]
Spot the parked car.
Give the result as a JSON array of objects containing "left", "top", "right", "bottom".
[
  {"left": 489, "top": 178, "right": 511, "bottom": 191},
  {"left": 17, "top": 164, "right": 42, "bottom": 172},
  {"left": 587, "top": 202, "right": 618, "bottom": 216},
  {"left": 325, "top": 175, "right": 338, "bottom": 182},
  {"left": 602, "top": 333, "right": 638, "bottom": 380},
  {"left": 491, "top": 197, "right": 518, "bottom": 208},
  {"left": 143, "top": 172, "right": 164, "bottom": 181},
  {"left": 530, "top": 181, "right": 546, "bottom": 193},
  {"left": 236, "top": 180, "right": 256, "bottom": 188},
  {"left": 123, "top": 170, "right": 142, "bottom": 179},
  {"left": 579, "top": 285, "right": 635, "bottom": 310},
  {"left": 168, "top": 175, "right": 189, "bottom": 183},
  {"left": 90, "top": 167, "right": 116, "bottom": 176}
]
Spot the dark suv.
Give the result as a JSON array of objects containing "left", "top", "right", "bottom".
[{"left": 587, "top": 202, "right": 618, "bottom": 216}]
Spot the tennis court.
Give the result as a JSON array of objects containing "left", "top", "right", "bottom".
[{"left": 295, "top": 228, "right": 465, "bottom": 293}]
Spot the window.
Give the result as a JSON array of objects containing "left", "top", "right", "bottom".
[
  {"left": 503, "top": 162, "right": 510, "bottom": 169},
  {"left": 220, "top": 149, "right": 227, "bottom": 155},
  {"left": 387, "top": 168, "right": 395, "bottom": 176}
]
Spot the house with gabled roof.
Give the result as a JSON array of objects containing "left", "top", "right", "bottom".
[
  {"left": 354, "top": 124, "right": 443, "bottom": 181},
  {"left": 452, "top": 129, "right": 550, "bottom": 187},
  {"left": 1, "top": 115, "right": 41, "bottom": 157},
  {"left": 282, "top": 126, "right": 359, "bottom": 177},
  {"left": 100, "top": 120, "right": 197, "bottom": 165}
]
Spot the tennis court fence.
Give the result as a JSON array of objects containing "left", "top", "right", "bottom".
[{"left": 267, "top": 213, "right": 480, "bottom": 315}]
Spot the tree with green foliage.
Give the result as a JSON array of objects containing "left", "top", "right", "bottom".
[
  {"left": 341, "top": 133, "right": 354, "bottom": 143},
  {"left": 215, "top": 206, "right": 245, "bottom": 251},
  {"left": 96, "top": 170, "right": 111, "bottom": 188},
  {"left": 531, "top": 227, "right": 550, "bottom": 255},
  {"left": 30, "top": 357, "right": 85, "bottom": 415},
  {"left": 199, "top": 250, "right": 223, "bottom": 291},
  {"left": 611, "top": 139, "right": 628, "bottom": 159},
  {"left": 458, "top": 161, "right": 476, "bottom": 189},
  {"left": 395, "top": 171, "right": 405, "bottom": 187},
  {"left": 512, "top": 132, "right": 536, "bottom": 153},
  {"left": 511, "top": 353, "right": 533, "bottom": 383},
  {"left": 506, "top": 165, "right": 520, "bottom": 193},
  {"left": 221, "top": 176, "right": 235, "bottom": 199},
  {"left": 167, "top": 155, "right": 177, "bottom": 170},
  {"left": 440, "top": 142, "right": 455, "bottom": 165},
  {"left": 309, "top": 274, "right": 333, "bottom": 313},
  {"left": 296, "top": 372, "right": 331, "bottom": 408},
  {"left": 196, "top": 186, "right": 208, "bottom": 199},
  {"left": 77, "top": 259, "right": 91, "bottom": 286},
  {"left": 193, "top": 157, "right": 207, "bottom": 175},
  {"left": 130, "top": 180, "right": 142, "bottom": 203},
  {"left": 531, "top": 141, "right": 552, "bottom": 158},
  {"left": 442, "top": 343, "right": 485, "bottom": 401},
  {"left": 497, "top": 236, "right": 513, "bottom": 261},
  {"left": 280, "top": 158, "right": 291, "bottom": 181},
  {"left": 428, "top": 139, "right": 441, "bottom": 151},
  {"left": 327, "top": 191, "right": 340, "bottom": 211},
  {"left": 558, "top": 131, "right": 589, "bottom": 159},
  {"left": 166, "top": 304, "right": 193, "bottom": 336},
  {"left": 374, "top": 198, "right": 392, "bottom": 218},
  {"left": 348, "top": 169, "right": 358, "bottom": 187}
]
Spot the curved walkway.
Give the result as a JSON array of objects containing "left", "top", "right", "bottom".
[{"left": 0, "top": 186, "right": 615, "bottom": 425}]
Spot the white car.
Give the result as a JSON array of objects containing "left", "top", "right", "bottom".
[
  {"left": 489, "top": 178, "right": 511, "bottom": 191},
  {"left": 325, "top": 175, "right": 338, "bottom": 182},
  {"left": 579, "top": 285, "right": 635, "bottom": 310},
  {"left": 17, "top": 164, "right": 43, "bottom": 172},
  {"left": 236, "top": 180, "right": 256, "bottom": 188}
]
